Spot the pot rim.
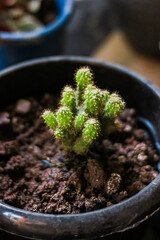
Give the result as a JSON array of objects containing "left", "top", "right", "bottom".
[
  {"left": 0, "top": 0, "right": 74, "bottom": 42},
  {"left": 0, "top": 56, "right": 160, "bottom": 239}
]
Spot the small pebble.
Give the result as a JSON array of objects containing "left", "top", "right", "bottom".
[
  {"left": 116, "top": 191, "right": 128, "bottom": 202},
  {"left": 16, "top": 99, "right": 31, "bottom": 114},
  {"left": 0, "top": 140, "right": 19, "bottom": 155},
  {"left": 137, "top": 153, "right": 148, "bottom": 162},
  {"left": 125, "top": 136, "right": 134, "bottom": 144},
  {"left": 127, "top": 181, "right": 145, "bottom": 195},
  {"left": 58, "top": 156, "right": 65, "bottom": 162},
  {"left": 4, "top": 140, "right": 19, "bottom": 155},
  {"left": 139, "top": 166, "right": 158, "bottom": 184},
  {"left": 123, "top": 124, "right": 132, "bottom": 133},
  {"left": 105, "top": 173, "right": 122, "bottom": 196},
  {"left": 134, "top": 129, "right": 145, "bottom": 140},
  {"left": 0, "top": 112, "right": 10, "bottom": 125},
  {"left": 135, "top": 143, "right": 147, "bottom": 152},
  {"left": 118, "top": 155, "right": 127, "bottom": 164},
  {"left": 0, "top": 144, "right": 5, "bottom": 155}
]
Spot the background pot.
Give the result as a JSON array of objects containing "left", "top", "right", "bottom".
[
  {"left": 0, "top": 0, "right": 74, "bottom": 70},
  {"left": 0, "top": 56, "right": 160, "bottom": 240},
  {"left": 110, "top": 0, "right": 160, "bottom": 57},
  {"left": 64, "top": 0, "right": 112, "bottom": 56}
]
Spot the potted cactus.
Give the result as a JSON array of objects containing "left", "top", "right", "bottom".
[
  {"left": 0, "top": 56, "right": 160, "bottom": 240},
  {"left": 42, "top": 67, "right": 125, "bottom": 155}
]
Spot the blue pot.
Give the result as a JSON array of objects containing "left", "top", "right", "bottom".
[{"left": 0, "top": 0, "right": 74, "bottom": 70}]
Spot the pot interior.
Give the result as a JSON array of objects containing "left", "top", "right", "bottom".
[
  {"left": 1, "top": 58, "right": 160, "bottom": 141},
  {"left": 0, "top": 57, "right": 160, "bottom": 240}
]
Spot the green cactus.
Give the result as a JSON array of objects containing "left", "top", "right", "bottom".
[
  {"left": 74, "top": 111, "right": 88, "bottom": 132},
  {"left": 42, "top": 67, "right": 125, "bottom": 155},
  {"left": 61, "top": 86, "right": 76, "bottom": 113},
  {"left": 84, "top": 85, "right": 104, "bottom": 117},
  {"left": 76, "top": 67, "right": 93, "bottom": 106},
  {"left": 42, "top": 110, "right": 57, "bottom": 130},
  {"left": 73, "top": 118, "right": 100, "bottom": 155},
  {"left": 56, "top": 106, "right": 73, "bottom": 130},
  {"left": 104, "top": 93, "right": 125, "bottom": 119},
  {"left": 102, "top": 90, "right": 110, "bottom": 102},
  {"left": 54, "top": 128, "right": 65, "bottom": 140}
]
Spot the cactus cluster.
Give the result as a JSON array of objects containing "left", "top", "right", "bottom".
[{"left": 42, "top": 67, "right": 125, "bottom": 155}]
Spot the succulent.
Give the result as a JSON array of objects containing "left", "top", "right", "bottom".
[
  {"left": 42, "top": 67, "right": 125, "bottom": 155},
  {"left": 0, "top": 0, "right": 57, "bottom": 32}
]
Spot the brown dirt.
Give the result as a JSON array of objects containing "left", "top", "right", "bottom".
[{"left": 0, "top": 93, "right": 159, "bottom": 214}]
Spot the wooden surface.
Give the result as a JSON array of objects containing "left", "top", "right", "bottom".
[{"left": 93, "top": 31, "right": 160, "bottom": 88}]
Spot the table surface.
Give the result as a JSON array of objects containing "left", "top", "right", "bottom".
[{"left": 93, "top": 31, "right": 160, "bottom": 88}]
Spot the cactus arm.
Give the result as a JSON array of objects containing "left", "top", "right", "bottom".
[
  {"left": 74, "top": 111, "right": 88, "bottom": 132},
  {"left": 56, "top": 107, "right": 73, "bottom": 130},
  {"left": 102, "top": 90, "right": 110, "bottom": 102},
  {"left": 61, "top": 86, "right": 76, "bottom": 113},
  {"left": 104, "top": 93, "right": 125, "bottom": 119},
  {"left": 76, "top": 67, "right": 93, "bottom": 106},
  {"left": 84, "top": 85, "right": 104, "bottom": 117},
  {"left": 42, "top": 110, "right": 57, "bottom": 130},
  {"left": 73, "top": 118, "right": 100, "bottom": 155}
]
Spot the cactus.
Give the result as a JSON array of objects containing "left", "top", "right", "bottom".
[
  {"left": 76, "top": 67, "right": 93, "bottom": 106},
  {"left": 74, "top": 111, "right": 88, "bottom": 132},
  {"left": 42, "top": 67, "right": 125, "bottom": 155},
  {"left": 104, "top": 93, "right": 125, "bottom": 119},
  {"left": 56, "top": 107, "right": 73, "bottom": 130},
  {"left": 61, "top": 86, "right": 76, "bottom": 113},
  {"left": 73, "top": 118, "right": 100, "bottom": 155},
  {"left": 84, "top": 85, "right": 104, "bottom": 117},
  {"left": 42, "top": 110, "right": 57, "bottom": 130}
]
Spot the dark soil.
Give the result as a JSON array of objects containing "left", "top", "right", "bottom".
[{"left": 0, "top": 94, "right": 159, "bottom": 214}]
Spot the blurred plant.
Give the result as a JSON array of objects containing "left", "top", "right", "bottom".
[
  {"left": 0, "top": 0, "right": 57, "bottom": 32},
  {"left": 42, "top": 67, "right": 125, "bottom": 155}
]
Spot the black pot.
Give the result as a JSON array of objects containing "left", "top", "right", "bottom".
[
  {"left": 0, "top": 56, "right": 160, "bottom": 240},
  {"left": 110, "top": 0, "right": 160, "bottom": 57}
]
